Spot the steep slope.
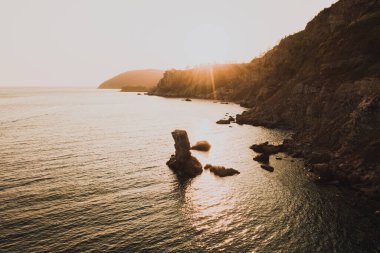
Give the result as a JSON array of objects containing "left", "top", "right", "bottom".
[
  {"left": 98, "top": 69, "right": 164, "bottom": 90},
  {"left": 151, "top": 0, "right": 380, "bottom": 204}
]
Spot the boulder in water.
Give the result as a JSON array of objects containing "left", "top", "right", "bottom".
[
  {"left": 253, "top": 153, "right": 269, "bottom": 164},
  {"left": 260, "top": 164, "right": 274, "bottom": 172},
  {"left": 191, "top": 141, "right": 211, "bottom": 151},
  {"left": 216, "top": 119, "right": 231, "bottom": 124},
  {"left": 207, "top": 165, "right": 240, "bottom": 177},
  {"left": 250, "top": 142, "right": 284, "bottom": 155}
]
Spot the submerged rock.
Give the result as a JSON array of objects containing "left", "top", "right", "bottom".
[
  {"left": 207, "top": 165, "right": 240, "bottom": 177},
  {"left": 191, "top": 141, "right": 211, "bottom": 152},
  {"left": 166, "top": 130, "right": 203, "bottom": 178},
  {"left": 260, "top": 164, "right": 274, "bottom": 172}
]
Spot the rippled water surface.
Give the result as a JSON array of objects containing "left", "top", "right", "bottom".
[{"left": 0, "top": 88, "right": 379, "bottom": 252}]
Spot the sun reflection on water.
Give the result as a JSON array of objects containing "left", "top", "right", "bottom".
[{"left": 185, "top": 177, "right": 238, "bottom": 233}]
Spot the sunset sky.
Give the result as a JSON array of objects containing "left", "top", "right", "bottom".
[{"left": 0, "top": 0, "right": 337, "bottom": 87}]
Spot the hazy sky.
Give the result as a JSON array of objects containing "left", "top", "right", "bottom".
[{"left": 0, "top": 0, "right": 337, "bottom": 87}]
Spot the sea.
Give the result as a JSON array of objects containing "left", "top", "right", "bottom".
[{"left": 0, "top": 87, "right": 379, "bottom": 252}]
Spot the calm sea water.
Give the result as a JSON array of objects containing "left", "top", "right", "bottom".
[{"left": 0, "top": 88, "right": 379, "bottom": 253}]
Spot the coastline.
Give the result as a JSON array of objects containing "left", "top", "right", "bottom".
[
  {"left": 148, "top": 91, "right": 380, "bottom": 212},
  {"left": 147, "top": 0, "right": 380, "bottom": 212}
]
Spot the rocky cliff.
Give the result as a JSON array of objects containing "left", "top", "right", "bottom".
[{"left": 151, "top": 0, "right": 380, "bottom": 205}]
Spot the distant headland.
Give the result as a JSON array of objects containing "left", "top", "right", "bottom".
[{"left": 98, "top": 69, "right": 164, "bottom": 91}]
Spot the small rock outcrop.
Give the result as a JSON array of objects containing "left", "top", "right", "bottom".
[
  {"left": 190, "top": 141, "right": 211, "bottom": 151},
  {"left": 216, "top": 119, "right": 231, "bottom": 124},
  {"left": 216, "top": 116, "right": 235, "bottom": 125},
  {"left": 251, "top": 142, "right": 284, "bottom": 171},
  {"left": 250, "top": 142, "right": 284, "bottom": 155},
  {"left": 167, "top": 130, "right": 203, "bottom": 178},
  {"left": 204, "top": 164, "right": 240, "bottom": 177},
  {"left": 253, "top": 153, "right": 269, "bottom": 164}
]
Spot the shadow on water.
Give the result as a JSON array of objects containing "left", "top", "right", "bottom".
[{"left": 172, "top": 175, "right": 192, "bottom": 203}]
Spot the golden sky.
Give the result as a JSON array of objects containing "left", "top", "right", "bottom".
[{"left": 0, "top": 0, "right": 337, "bottom": 87}]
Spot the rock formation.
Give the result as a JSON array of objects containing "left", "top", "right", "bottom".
[
  {"left": 251, "top": 142, "right": 284, "bottom": 169},
  {"left": 166, "top": 130, "right": 203, "bottom": 178},
  {"left": 260, "top": 164, "right": 274, "bottom": 172},
  {"left": 190, "top": 141, "right": 211, "bottom": 151},
  {"left": 216, "top": 116, "right": 235, "bottom": 125},
  {"left": 250, "top": 142, "right": 284, "bottom": 155},
  {"left": 216, "top": 119, "right": 231, "bottom": 125},
  {"left": 204, "top": 164, "right": 240, "bottom": 177},
  {"left": 253, "top": 153, "right": 269, "bottom": 164}
]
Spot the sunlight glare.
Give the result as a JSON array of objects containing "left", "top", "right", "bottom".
[{"left": 184, "top": 24, "right": 230, "bottom": 66}]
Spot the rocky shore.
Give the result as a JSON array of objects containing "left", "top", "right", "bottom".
[{"left": 152, "top": 0, "right": 380, "bottom": 210}]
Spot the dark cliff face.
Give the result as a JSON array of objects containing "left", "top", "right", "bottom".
[{"left": 151, "top": 0, "right": 380, "bottom": 201}]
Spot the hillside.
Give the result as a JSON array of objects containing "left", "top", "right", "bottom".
[
  {"left": 151, "top": 0, "right": 380, "bottom": 204},
  {"left": 98, "top": 69, "right": 164, "bottom": 90}
]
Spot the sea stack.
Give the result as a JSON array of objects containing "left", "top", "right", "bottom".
[{"left": 166, "top": 130, "right": 203, "bottom": 178}]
